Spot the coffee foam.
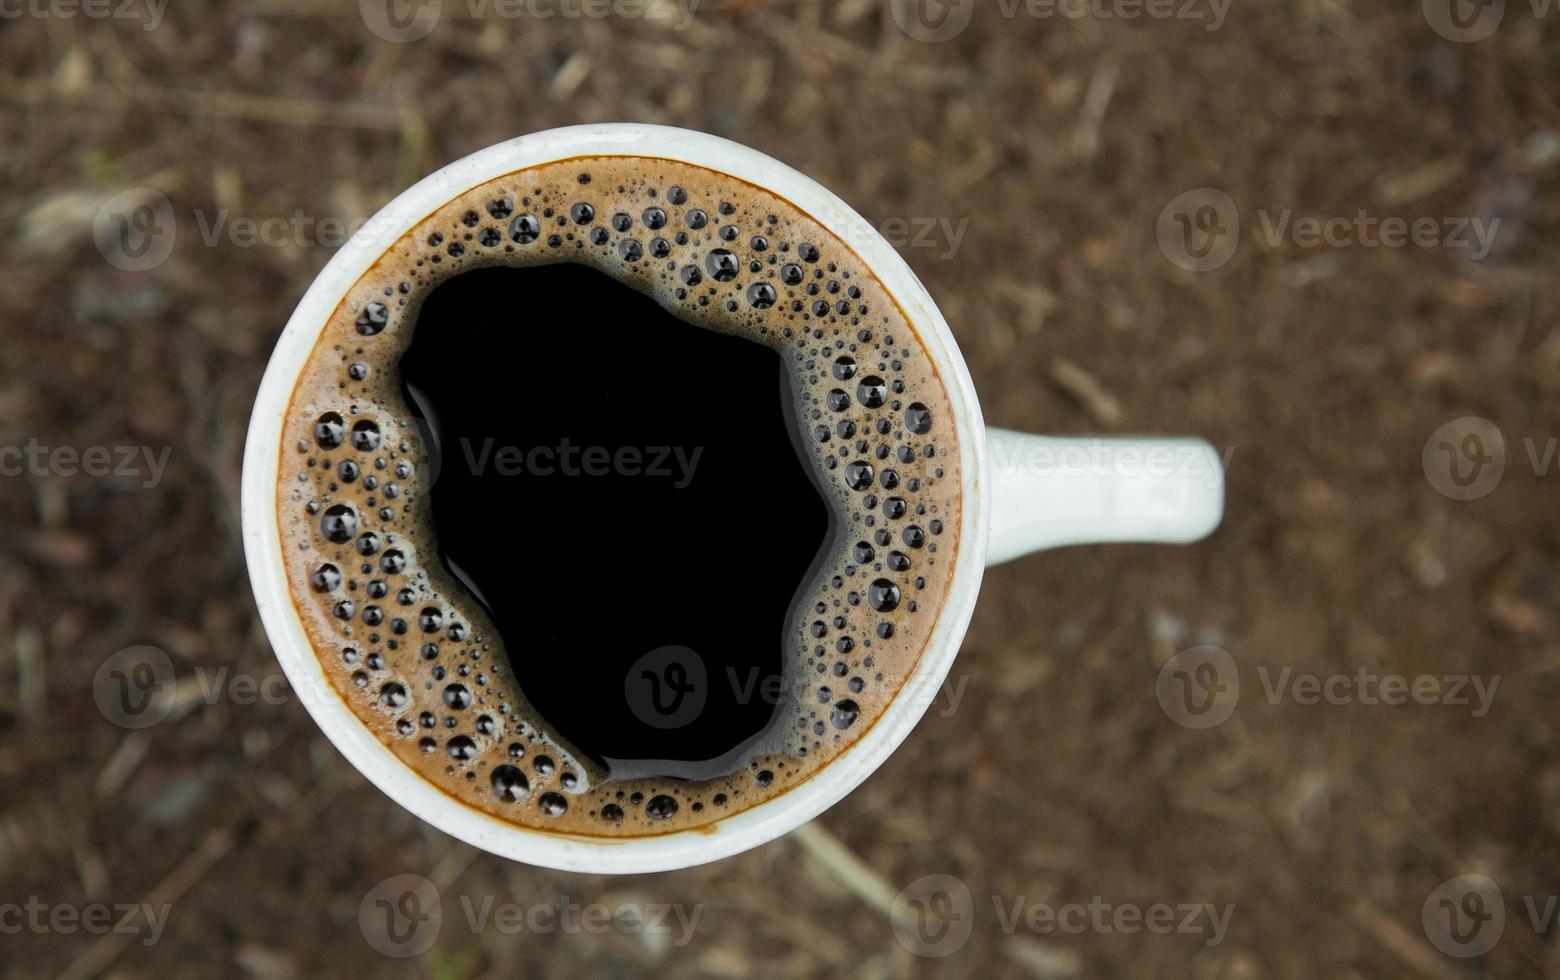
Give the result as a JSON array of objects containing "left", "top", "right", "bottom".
[{"left": 277, "top": 156, "right": 962, "bottom": 836}]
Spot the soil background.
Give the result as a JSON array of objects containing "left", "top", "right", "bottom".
[{"left": 3, "top": 1, "right": 1560, "bottom": 977}]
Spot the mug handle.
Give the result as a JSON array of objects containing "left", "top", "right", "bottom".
[{"left": 985, "top": 430, "right": 1226, "bottom": 565}]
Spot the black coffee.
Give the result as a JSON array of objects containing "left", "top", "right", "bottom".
[
  {"left": 400, "top": 263, "right": 830, "bottom": 776},
  {"left": 276, "top": 155, "right": 962, "bottom": 835}
]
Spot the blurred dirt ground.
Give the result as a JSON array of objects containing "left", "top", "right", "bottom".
[{"left": 4, "top": 1, "right": 1560, "bottom": 977}]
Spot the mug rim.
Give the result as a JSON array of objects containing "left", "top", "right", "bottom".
[{"left": 239, "top": 123, "right": 990, "bottom": 873}]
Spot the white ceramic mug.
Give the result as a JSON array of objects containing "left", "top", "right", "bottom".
[{"left": 241, "top": 124, "right": 1225, "bottom": 874}]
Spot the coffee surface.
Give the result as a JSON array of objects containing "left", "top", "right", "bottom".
[
  {"left": 277, "top": 156, "right": 962, "bottom": 835},
  {"left": 400, "top": 262, "right": 828, "bottom": 776}
]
